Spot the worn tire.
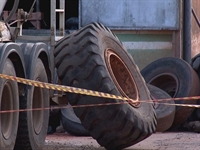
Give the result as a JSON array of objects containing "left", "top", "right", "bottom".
[
  {"left": 61, "top": 104, "right": 89, "bottom": 136},
  {"left": 15, "top": 58, "right": 49, "bottom": 150},
  {"left": 141, "top": 57, "right": 200, "bottom": 128},
  {"left": 54, "top": 22, "right": 157, "bottom": 150},
  {"left": 190, "top": 54, "right": 200, "bottom": 121},
  {"left": 192, "top": 53, "right": 200, "bottom": 74},
  {"left": 147, "top": 84, "right": 175, "bottom": 132},
  {"left": 0, "top": 58, "right": 19, "bottom": 150}
]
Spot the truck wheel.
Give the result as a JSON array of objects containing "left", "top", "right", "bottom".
[
  {"left": 61, "top": 104, "right": 89, "bottom": 136},
  {"left": 141, "top": 57, "right": 200, "bottom": 128},
  {"left": 54, "top": 22, "right": 157, "bottom": 150},
  {"left": 0, "top": 58, "right": 19, "bottom": 150},
  {"left": 15, "top": 58, "right": 49, "bottom": 150},
  {"left": 147, "top": 84, "right": 175, "bottom": 132}
]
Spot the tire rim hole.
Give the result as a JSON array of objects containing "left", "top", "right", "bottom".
[
  {"left": 105, "top": 49, "right": 139, "bottom": 107},
  {"left": 149, "top": 74, "right": 179, "bottom": 98}
]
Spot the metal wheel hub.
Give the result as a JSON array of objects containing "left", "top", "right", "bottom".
[{"left": 105, "top": 49, "right": 139, "bottom": 107}]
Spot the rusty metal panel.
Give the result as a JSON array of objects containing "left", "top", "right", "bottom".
[
  {"left": 116, "top": 33, "right": 173, "bottom": 69},
  {"left": 191, "top": 0, "right": 200, "bottom": 57},
  {"left": 79, "top": 0, "right": 180, "bottom": 30},
  {"left": 192, "top": 0, "right": 200, "bottom": 34}
]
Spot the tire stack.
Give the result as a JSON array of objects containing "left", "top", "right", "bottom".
[
  {"left": 141, "top": 57, "right": 200, "bottom": 132},
  {"left": 53, "top": 22, "right": 200, "bottom": 150}
]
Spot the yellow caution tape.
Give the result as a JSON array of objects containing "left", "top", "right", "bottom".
[
  {"left": 0, "top": 73, "right": 200, "bottom": 110},
  {"left": 0, "top": 73, "right": 137, "bottom": 102}
]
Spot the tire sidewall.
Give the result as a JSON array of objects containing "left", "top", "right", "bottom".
[
  {"left": 141, "top": 57, "right": 199, "bottom": 99},
  {"left": 27, "top": 58, "right": 49, "bottom": 149},
  {"left": 147, "top": 84, "right": 175, "bottom": 132},
  {"left": 99, "top": 33, "right": 153, "bottom": 118},
  {"left": 0, "top": 59, "right": 19, "bottom": 149}
]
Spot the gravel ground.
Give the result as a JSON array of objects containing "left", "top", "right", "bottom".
[{"left": 43, "top": 132, "right": 200, "bottom": 150}]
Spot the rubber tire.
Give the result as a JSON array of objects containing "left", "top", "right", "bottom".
[
  {"left": 54, "top": 22, "right": 157, "bottom": 150},
  {"left": 191, "top": 53, "right": 200, "bottom": 75},
  {"left": 0, "top": 58, "right": 19, "bottom": 150},
  {"left": 147, "top": 84, "right": 175, "bottom": 132},
  {"left": 15, "top": 58, "right": 49, "bottom": 150},
  {"left": 190, "top": 54, "right": 200, "bottom": 121},
  {"left": 61, "top": 104, "right": 90, "bottom": 136},
  {"left": 141, "top": 57, "right": 200, "bottom": 128}
]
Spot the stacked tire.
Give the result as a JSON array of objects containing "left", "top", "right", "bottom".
[
  {"left": 54, "top": 22, "right": 157, "bottom": 150},
  {"left": 147, "top": 84, "right": 176, "bottom": 132},
  {"left": 141, "top": 57, "right": 200, "bottom": 130}
]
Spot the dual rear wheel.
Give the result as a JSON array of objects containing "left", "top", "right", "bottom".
[
  {"left": 0, "top": 43, "right": 50, "bottom": 150},
  {"left": 15, "top": 58, "right": 49, "bottom": 150}
]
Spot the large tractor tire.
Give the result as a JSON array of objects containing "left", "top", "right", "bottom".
[
  {"left": 0, "top": 58, "right": 19, "bottom": 150},
  {"left": 54, "top": 22, "right": 157, "bottom": 150},
  {"left": 141, "top": 57, "right": 200, "bottom": 128},
  {"left": 15, "top": 58, "right": 49, "bottom": 150},
  {"left": 61, "top": 104, "right": 90, "bottom": 136},
  {"left": 147, "top": 84, "right": 175, "bottom": 132}
]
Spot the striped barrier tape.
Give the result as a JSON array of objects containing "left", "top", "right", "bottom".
[
  {"left": 0, "top": 73, "right": 137, "bottom": 102},
  {"left": 0, "top": 73, "right": 199, "bottom": 114}
]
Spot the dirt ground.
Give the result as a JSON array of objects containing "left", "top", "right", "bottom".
[{"left": 43, "top": 132, "right": 200, "bottom": 150}]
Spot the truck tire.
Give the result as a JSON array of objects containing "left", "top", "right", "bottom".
[
  {"left": 54, "top": 22, "right": 157, "bottom": 150},
  {"left": 15, "top": 58, "right": 49, "bottom": 150},
  {"left": 147, "top": 84, "right": 175, "bottom": 132},
  {"left": 61, "top": 104, "right": 89, "bottom": 136},
  {"left": 141, "top": 57, "right": 200, "bottom": 128},
  {"left": 0, "top": 58, "right": 19, "bottom": 150}
]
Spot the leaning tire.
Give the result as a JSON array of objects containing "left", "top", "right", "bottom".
[
  {"left": 0, "top": 58, "right": 19, "bottom": 150},
  {"left": 147, "top": 84, "right": 175, "bottom": 132},
  {"left": 54, "top": 22, "right": 157, "bottom": 150},
  {"left": 61, "top": 104, "right": 89, "bottom": 136},
  {"left": 141, "top": 57, "right": 200, "bottom": 128},
  {"left": 15, "top": 58, "right": 49, "bottom": 150}
]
